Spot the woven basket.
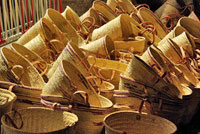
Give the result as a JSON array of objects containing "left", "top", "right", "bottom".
[
  {"left": 41, "top": 95, "right": 113, "bottom": 134},
  {"left": 87, "top": 57, "right": 127, "bottom": 89},
  {"left": 172, "top": 32, "right": 195, "bottom": 56},
  {"left": 80, "top": 35, "right": 115, "bottom": 59},
  {"left": 177, "top": 17, "right": 200, "bottom": 44},
  {"left": 42, "top": 60, "right": 101, "bottom": 107},
  {"left": 44, "top": 8, "right": 84, "bottom": 45},
  {"left": 137, "top": 7, "right": 168, "bottom": 39},
  {"left": 0, "top": 47, "right": 45, "bottom": 88},
  {"left": 0, "top": 88, "right": 16, "bottom": 125},
  {"left": 47, "top": 42, "right": 91, "bottom": 79},
  {"left": 106, "top": 0, "right": 118, "bottom": 11},
  {"left": 124, "top": 55, "right": 181, "bottom": 99},
  {"left": 91, "top": 14, "right": 133, "bottom": 41},
  {"left": 99, "top": 81, "right": 115, "bottom": 101},
  {"left": 158, "top": 26, "right": 186, "bottom": 45},
  {"left": 92, "top": 0, "right": 117, "bottom": 22},
  {"left": 16, "top": 18, "right": 64, "bottom": 45},
  {"left": 188, "top": 11, "right": 200, "bottom": 22},
  {"left": 10, "top": 43, "right": 49, "bottom": 77},
  {"left": 1, "top": 107, "right": 78, "bottom": 134},
  {"left": 114, "top": 36, "right": 145, "bottom": 53},
  {"left": 104, "top": 111, "right": 177, "bottom": 134}
]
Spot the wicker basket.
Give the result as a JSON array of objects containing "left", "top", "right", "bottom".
[
  {"left": 1, "top": 107, "right": 78, "bottom": 134},
  {"left": 104, "top": 111, "right": 177, "bottom": 134}
]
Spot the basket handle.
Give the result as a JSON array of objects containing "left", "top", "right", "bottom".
[
  {"left": 4, "top": 110, "right": 23, "bottom": 129},
  {"left": 8, "top": 65, "right": 24, "bottom": 83}
]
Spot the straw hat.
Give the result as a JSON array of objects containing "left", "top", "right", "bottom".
[
  {"left": 10, "top": 43, "right": 49, "bottom": 77},
  {"left": 16, "top": 18, "right": 67, "bottom": 46},
  {"left": 1, "top": 107, "right": 78, "bottom": 134},
  {"left": 158, "top": 26, "right": 186, "bottom": 45},
  {"left": 91, "top": 14, "right": 133, "bottom": 41},
  {"left": 104, "top": 111, "right": 177, "bottom": 134},
  {"left": 177, "top": 17, "right": 200, "bottom": 44},
  {"left": 44, "top": 8, "right": 84, "bottom": 45},
  {"left": 41, "top": 95, "right": 113, "bottom": 134},
  {"left": 0, "top": 88, "right": 16, "bottom": 125},
  {"left": 137, "top": 7, "right": 168, "bottom": 39},
  {"left": 124, "top": 55, "right": 182, "bottom": 99},
  {"left": 172, "top": 32, "right": 195, "bottom": 56},
  {"left": 114, "top": 36, "right": 145, "bottom": 53},
  {"left": 42, "top": 60, "right": 101, "bottom": 107},
  {"left": 80, "top": 35, "right": 115, "bottom": 59},
  {"left": 0, "top": 47, "right": 45, "bottom": 88}
]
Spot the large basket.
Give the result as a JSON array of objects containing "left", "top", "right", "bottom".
[
  {"left": 104, "top": 111, "right": 177, "bottom": 134},
  {"left": 1, "top": 107, "right": 78, "bottom": 134}
]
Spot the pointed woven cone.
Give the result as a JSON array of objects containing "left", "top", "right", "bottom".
[
  {"left": 172, "top": 32, "right": 195, "bottom": 56},
  {"left": 155, "top": 0, "right": 180, "bottom": 18},
  {"left": 47, "top": 42, "right": 91, "bottom": 79},
  {"left": 0, "top": 47, "right": 45, "bottom": 88},
  {"left": 91, "top": 14, "right": 133, "bottom": 41},
  {"left": 92, "top": 0, "right": 117, "bottom": 22},
  {"left": 158, "top": 38, "right": 182, "bottom": 64},
  {"left": 114, "top": 36, "right": 145, "bottom": 53},
  {"left": 106, "top": 0, "right": 118, "bottom": 11},
  {"left": 128, "top": 19, "right": 161, "bottom": 47},
  {"left": 80, "top": 8, "right": 101, "bottom": 26},
  {"left": 0, "top": 88, "right": 16, "bottom": 124},
  {"left": 137, "top": 7, "right": 168, "bottom": 39},
  {"left": 16, "top": 18, "right": 66, "bottom": 45},
  {"left": 24, "top": 34, "right": 48, "bottom": 59},
  {"left": 62, "top": 6, "right": 88, "bottom": 33},
  {"left": 104, "top": 111, "right": 177, "bottom": 134},
  {"left": 159, "top": 26, "right": 187, "bottom": 45},
  {"left": 114, "top": 0, "right": 138, "bottom": 14},
  {"left": 44, "top": 8, "right": 84, "bottom": 45},
  {"left": 80, "top": 35, "right": 115, "bottom": 59},
  {"left": 87, "top": 57, "right": 127, "bottom": 89},
  {"left": 42, "top": 60, "right": 101, "bottom": 107},
  {"left": 124, "top": 55, "right": 182, "bottom": 99},
  {"left": 10, "top": 43, "right": 49, "bottom": 77},
  {"left": 189, "top": 11, "right": 200, "bottom": 22},
  {"left": 177, "top": 17, "right": 200, "bottom": 44}
]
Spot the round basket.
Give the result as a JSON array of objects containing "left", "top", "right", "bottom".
[
  {"left": 104, "top": 111, "right": 177, "bottom": 134},
  {"left": 1, "top": 107, "right": 78, "bottom": 134}
]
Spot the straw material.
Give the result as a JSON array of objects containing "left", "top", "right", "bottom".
[
  {"left": 41, "top": 95, "right": 113, "bottom": 134},
  {"left": 189, "top": 11, "right": 200, "bottom": 22},
  {"left": 104, "top": 111, "right": 177, "bottom": 134},
  {"left": 106, "top": 0, "right": 118, "bottom": 11},
  {"left": 92, "top": 0, "right": 117, "bottom": 22},
  {"left": 91, "top": 14, "right": 133, "bottom": 41},
  {"left": 44, "top": 8, "right": 84, "bottom": 45},
  {"left": 0, "top": 47, "right": 45, "bottom": 88},
  {"left": 47, "top": 42, "right": 91, "bottom": 79},
  {"left": 159, "top": 26, "right": 187, "bottom": 45},
  {"left": 124, "top": 55, "right": 181, "bottom": 99},
  {"left": 42, "top": 60, "right": 101, "bottom": 107},
  {"left": 16, "top": 18, "right": 66, "bottom": 46},
  {"left": 137, "top": 7, "right": 168, "bottom": 39},
  {"left": 177, "top": 17, "right": 200, "bottom": 44},
  {"left": 0, "top": 88, "right": 16, "bottom": 124},
  {"left": 1, "top": 107, "right": 78, "bottom": 134},
  {"left": 99, "top": 81, "right": 115, "bottom": 101},
  {"left": 158, "top": 39, "right": 182, "bottom": 64},
  {"left": 80, "top": 35, "right": 115, "bottom": 59},
  {"left": 114, "top": 36, "right": 145, "bottom": 53},
  {"left": 172, "top": 32, "right": 195, "bottom": 56},
  {"left": 87, "top": 57, "right": 127, "bottom": 89},
  {"left": 10, "top": 43, "right": 49, "bottom": 77}
]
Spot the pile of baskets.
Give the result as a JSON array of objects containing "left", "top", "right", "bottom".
[{"left": 1, "top": 0, "right": 200, "bottom": 133}]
